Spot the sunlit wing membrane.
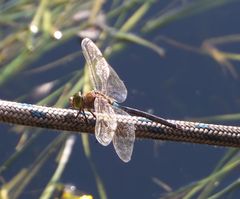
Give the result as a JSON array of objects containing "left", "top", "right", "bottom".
[
  {"left": 112, "top": 107, "right": 135, "bottom": 162},
  {"left": 81, "top": 38, "right": 127, "bottom": 103},
  {"left": 94, "top": 97, "right": 117, "bottom": 146},
  {"left": 106, "top": 65, "right": 127, "bottom": 103},
  {"left": 82, "top": 38, "right": 109, "bottom": 92}
]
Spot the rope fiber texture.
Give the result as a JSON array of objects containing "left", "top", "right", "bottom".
[{"left": 1, "top": 99, "right": 240, "bottom": 148}]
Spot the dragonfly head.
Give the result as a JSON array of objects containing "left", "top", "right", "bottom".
[{"left": 69, "top": 92, "right": 84, "bottom": 109}]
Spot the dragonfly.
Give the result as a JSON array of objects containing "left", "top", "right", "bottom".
[
  {"left": 70, "top": 38, "right": 178, "bottom": 162},
  {"left": 70, "top": 38, "right": 135, "bottom": 162}
]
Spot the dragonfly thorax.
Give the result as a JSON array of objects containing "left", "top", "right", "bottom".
[
  {"left": 84, "top": 90, "right": 114, "bottom": 109},
  {"left": 69, "top": 91, "right": 97, "bottom": 110},
  {"left": 82, "top": 91, "right": 97, "bottom": 109},
  {"left": 70, "top": 91, "right": 114, "bottom": 111}
]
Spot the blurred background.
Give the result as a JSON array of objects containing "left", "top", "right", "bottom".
[{"left": 1, "top": 0, "right": 240, "bottom": 198}]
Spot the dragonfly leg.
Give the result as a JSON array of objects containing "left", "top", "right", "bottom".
[
  {"left": 82, "top": 109, "right": 89, "bottom": 124},
  {"left": 75, "top": 110, "right": 81, "bottom": 118},
  {"left": 89, "top": 110, "right": 96, "bottom": 118},
  {"left": 75, "top": 108, "right": 89, "bottom": 124}
]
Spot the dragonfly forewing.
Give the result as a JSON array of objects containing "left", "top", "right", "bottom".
[
  {"left": 82, "top": 38, "right": 109, "bottom": 92},
  {"left": 112, "top": 107, "right": 135, "bottom": 162},
  {"left": 81, "top": 38, "right": 127, "bottom": 103},
  {"left": 94, "top": 97, "right": 117, "bottom": 146},
  {"left": 106, "top": 65, "right": 127, "bottom": 103}
]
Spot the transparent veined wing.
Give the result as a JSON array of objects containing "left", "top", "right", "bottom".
[
  {"left": 94, "top": 97, "right": 117, "bottom": 146},
  {"left": 106, "top": 65, "right": 127, "bottom": 103},
  {"left": 81, "top": 38, "right": 109, "bottom": 92},
  {"left": 81, "top": 38, "right": 127, "bottom": 103},
  {"left": 112, "top": 107, "right": 135, "bottom": 162}
]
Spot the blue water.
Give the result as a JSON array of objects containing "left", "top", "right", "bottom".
[{"left": 1, "top": 1, "right": 240, "bottom": 199}]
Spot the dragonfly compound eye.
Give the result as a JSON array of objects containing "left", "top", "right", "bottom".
[{"left": 69, "top": 94, "right": 83, "bottom": 109}]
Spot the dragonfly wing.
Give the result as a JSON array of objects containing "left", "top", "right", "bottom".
[
  {"left": 82, "top": 38, "right": 109, "bottom": 92},
  {"left": 112, "top": 107, "right": 135, "bottom": 162},
  {"left": 81, "top": 38, "right": 127, "bottom": 103},
  {"left": 94, "top": 97, "right": 117, "bottom": 146},
  {"left": 106, "top": 66, "right": 127, "bottom": 103}
]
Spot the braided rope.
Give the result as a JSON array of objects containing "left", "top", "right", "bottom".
[{"left": 1, "top": 99, "right": 240, "bottom": 148}]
